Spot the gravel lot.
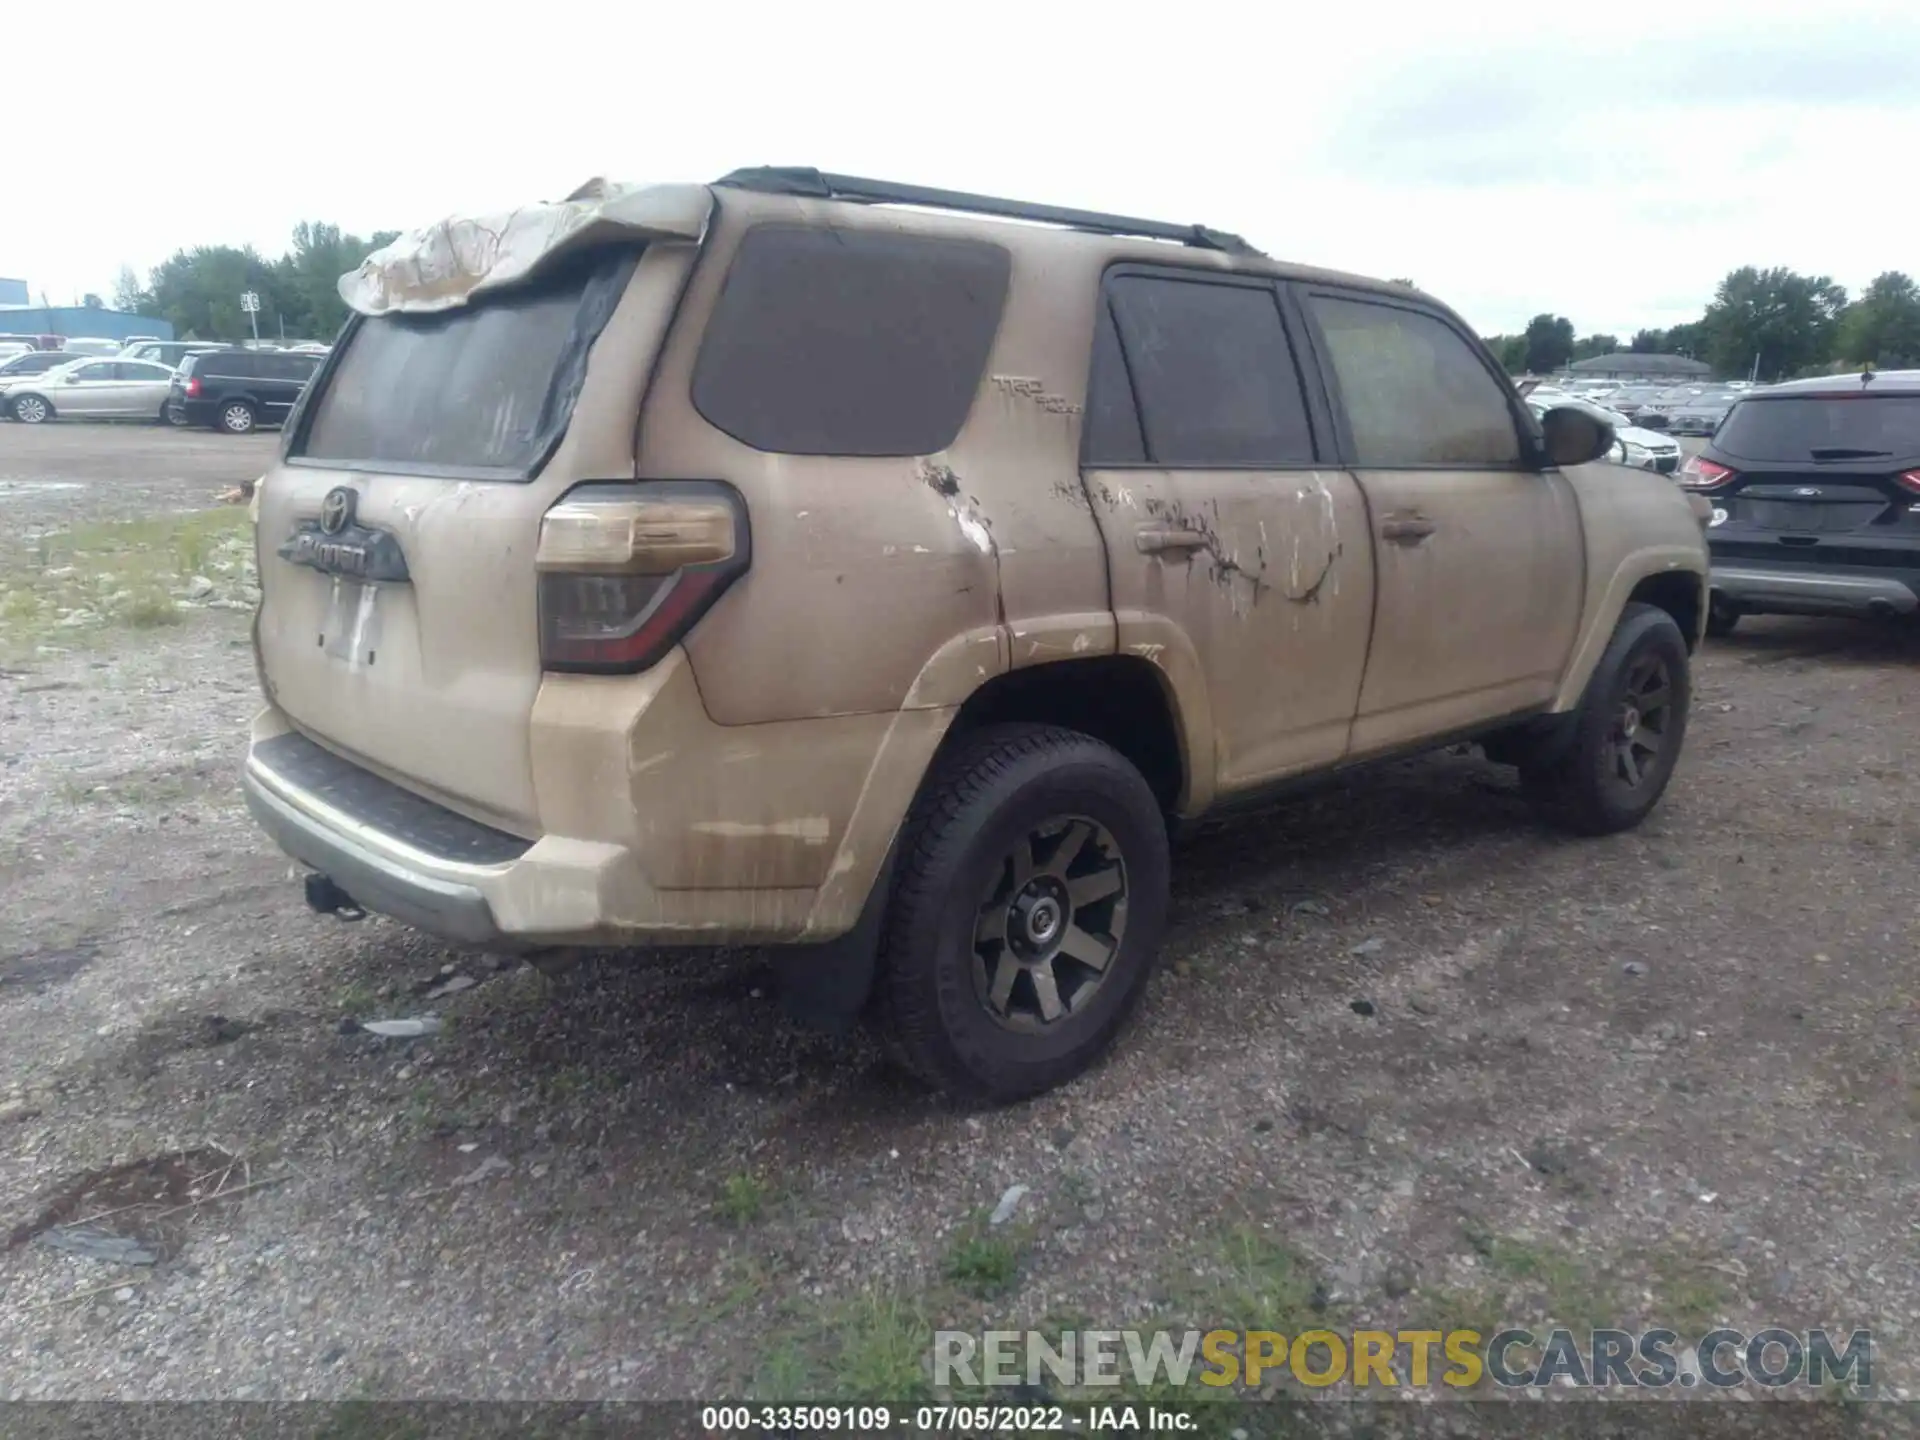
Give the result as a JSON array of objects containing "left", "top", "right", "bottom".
[{"left": 2, "top": 425, "right": 1917, "bottom": 1408}]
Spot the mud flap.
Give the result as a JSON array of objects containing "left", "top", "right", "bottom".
[{"left": 766, "top": 837, "right": 901, "bottom": 1033}]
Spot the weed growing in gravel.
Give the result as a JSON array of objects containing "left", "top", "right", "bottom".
[
  {"left": 718, "top": 1171, "right": 769, "bottom": 1226},
  {"left": 753, "top": 1291, "right": 935, "bottom": 1402},
  {"left": 831, "top": 1292, "right": 935, "bottom": 1401},
  {"left": 1178, "top": 1225, "right": 1323, "bottom": 1333},
  {"left": 1477, "top": 1234, "right": 1616, "bottom": 1330},
  {"left": 942, "top": 1226, "right": 1026, "bottom": 1299},
  {"left": 1645, "top": 1248, "right": 1736, "bottom": 1334}
]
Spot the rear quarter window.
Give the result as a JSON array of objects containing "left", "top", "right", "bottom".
[
  {"left": 691, "top": 226, "right": 1012, "bottom": 456},
  {"left": 292, "top": 246, "right": 639, "bottom": 477}
]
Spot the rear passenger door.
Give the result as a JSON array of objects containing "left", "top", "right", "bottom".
[
  {"left": 1082, "top": 268, "right": 1376, "bottom": 799},
  {"left": 1299, "top": 290, "right": 1584, "bottom": 754},
  {"left": 261, "top": 354, "right": 315, "bottom": 419}
]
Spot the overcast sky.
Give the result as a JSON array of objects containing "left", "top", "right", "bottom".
[{"left": 7, "top": 0, "right": 1915, "bottom": 340}]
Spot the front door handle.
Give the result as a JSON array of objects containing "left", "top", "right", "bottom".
[
  {"left": 1136, "top": 526, "right": 1211, "bottom": 554},
  {"left": 1380, "top": 513, "right": 1437, "bottom": 544}
]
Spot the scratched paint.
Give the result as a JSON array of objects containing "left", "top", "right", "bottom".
[
  {"left": 1282, "top": 476, "right": 1341, "bottom": 606},
  {"left": 690, "top": 817, "right": 833, "bottom": 844}
]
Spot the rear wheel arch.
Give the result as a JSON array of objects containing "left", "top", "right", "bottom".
[{"left": 935, "top": 656, "right": 1188, "bottom": 820}]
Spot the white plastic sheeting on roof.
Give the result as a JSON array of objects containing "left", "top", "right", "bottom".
[{"left": 338, "top": 178, "right": 713, "bottom": 317}]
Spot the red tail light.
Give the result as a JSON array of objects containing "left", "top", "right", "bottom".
[
  {"left": 1678, "top": 455, "right": 1735, "bottom": 491},
  {"left": 1897, "top": 469, "right": 1920, "bottom": 496},
  {"left": 184, "top": 376, "right": 202, "bottom": 399},
  {"left": 536, "top": 481, "right": 749, "bottom": 674}
]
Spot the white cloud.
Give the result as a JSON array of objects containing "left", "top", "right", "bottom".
[{"left": 5, "top": 0, "right": 1914, "bottom": 337}]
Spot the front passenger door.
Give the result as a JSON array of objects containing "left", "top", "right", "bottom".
[
  {"left": 59, "top": 362, "right": 122, "bottom": 415},
  {"left": 1301, "top": 291, "right": 1584, "bottom": 756}
]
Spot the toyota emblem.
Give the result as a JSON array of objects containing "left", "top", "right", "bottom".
[{"left": 319, "top": 487, "right": 357, "bottom": 536}]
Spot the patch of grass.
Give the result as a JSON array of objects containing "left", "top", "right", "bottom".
[
  {"left": 1478, "top": 1234, "right": 1617, "bottom": 1331},
  {"left": 753, "top": 1289, "right": 935, "bottom": 1403},
  {"left": 0, "top": 508, "right": 250, "bottom": 655},
  {"left": 1645, "top": 1248, "right": 1735, "bottom": 1334},
  {"left": 334, "top": 980, "right": 383, "bottom": 1017},
  {"left": 123, "top": 591, "right": 182, "bottom": 629},
  {"left": 831, "top": 1291, "right": 935, "bottom": 1401},
  {"left": 717, "top": 1170, "right": 769, "bottom": 1226},
  {"left": 1179, "top": 1225, "right": 1323, "bottom": 1333},
  {"left": 752, "top": 1339, "right": 815, "bottom": 1403},
  {"left": 943, "top": 1228, "right": 1025, "bottom": 1299}
]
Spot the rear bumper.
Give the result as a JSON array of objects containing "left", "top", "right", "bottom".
[
  {"left": 1710, "top": 564, "right": 1919, "bottom": 618},
  {"left": 244, "top": 763, "right": 510, "bottom": 947},
  {"left": 241, "top": 657, "right": 953, "bottom": 949}
]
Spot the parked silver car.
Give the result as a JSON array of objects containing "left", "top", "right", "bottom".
[
  {"left": 1664, "top": 390, "right": 1740, "bottom": 435},
  {"left": 2, "top": 357, "right": 178, "bottom": 424}
]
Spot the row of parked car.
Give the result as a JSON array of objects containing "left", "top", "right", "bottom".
[
  {"left": 0, "top": 341, "right": 325, "bottom": 433},
  {"left": 1544, "top": 378, "right": 1751, "bottom": 435}
]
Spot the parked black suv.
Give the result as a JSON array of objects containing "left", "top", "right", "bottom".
[
  {"left": 1683, "top": 370, "right": 1920, "bottom": 634},
  {"left": 172, "top": 349, "right": 322, "bottom": 434}
]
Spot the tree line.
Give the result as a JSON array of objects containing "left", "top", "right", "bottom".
[
  {"left": 1481, "top": 267, "right": 1920, "bottom": 381},
  {"left": 113, "top": 222, "right": 401, "bottom": 344}
]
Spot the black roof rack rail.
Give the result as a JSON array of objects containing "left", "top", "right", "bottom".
[{"left": 713, "top": 167, "right": 1263, "bottom": 257}]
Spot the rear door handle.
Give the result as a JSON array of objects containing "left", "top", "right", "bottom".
[
  {"left": 1380, "top": 513, "right": 1437, "bottom": 544},
  {"left": 1136, "top": 526, "right": 1211, "bottom": 554}
]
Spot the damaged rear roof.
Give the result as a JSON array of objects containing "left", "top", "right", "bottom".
[{"left": 338, "top": 178, "right": 713, "bottom": 317}]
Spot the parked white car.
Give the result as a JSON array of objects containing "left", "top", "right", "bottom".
[
  {"left": 2, "top": 357, "right": 179, "bottom": 424},
  {"left": 1526, "top": 389, "right": 1682, "bottom": 475}
]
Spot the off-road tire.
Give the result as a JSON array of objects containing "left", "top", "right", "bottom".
[
  {"left": 874, "top": 723, "right": 1170, "bottom": 1104},
  {"left": 1523, "top": 602, "right": 1691, "bottom": 836}
]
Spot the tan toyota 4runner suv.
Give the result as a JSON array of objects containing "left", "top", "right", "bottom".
[{"left": 244, "top": 168, "right": 1710, "bottom": 1102}]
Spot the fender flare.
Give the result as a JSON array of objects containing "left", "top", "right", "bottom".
[{"left": 1551, "top": 546, "right": 1707, "bottom": 713}]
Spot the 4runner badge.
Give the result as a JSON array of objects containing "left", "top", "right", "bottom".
[{"left": 279, "top": 489, "right": 411, "bottom": 583}]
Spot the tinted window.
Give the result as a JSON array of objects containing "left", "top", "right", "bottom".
[
  {"left": 1714, "top": 395, "right": 1920, "bottom": 461},
  {"left": 6, "top": 352, "right": 66, "bottom": 375},
  {"left": 297, "top": 246, "right": 637, "bottom": 475},
  {"left": 1310, "top": 296, "right": 1523, "bottom": 466},
  {"left": 1094, "top": 275, "right": 1316, "bottom": 467},
  {"left": 201, "top": 353, "right": 257, "bottom": 379},
  {"left": 692, "top": 226, "right": 1011, "bottom": 456},
  {"left": 254, "top": 353, "right": 309, "bottom": 382}
]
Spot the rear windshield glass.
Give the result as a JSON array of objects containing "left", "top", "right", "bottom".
[
  {"left": 293, "top": 247, "right": 639, "bottom": 476},
  {"left": 1714, "top": 394, "right": 1920, "bottom": 460}
]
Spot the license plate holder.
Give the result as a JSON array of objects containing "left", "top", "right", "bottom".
[{"left": 319, "top": 577, "right": 383, "bottom": 668}]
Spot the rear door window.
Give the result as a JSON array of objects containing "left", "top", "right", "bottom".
[
  {"left": 1714, "top": 395, "right": 1920, "bottom": 461},
  {"left": 1309, "top": 294, "right": 1524, "bottom": 467},
  {"left": 294, "top": 246, "right": 639, "bottom": 477},
  {"left": 691, "top": 226, "right": 1011, "bottom": 456},
  {"left": 1089, "top": 273, "right": 1318, "bottom": 467}
]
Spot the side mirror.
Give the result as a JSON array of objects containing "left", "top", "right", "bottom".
[{"left": 1538, "top": 404, "right": 1616, "bottom": 467}]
